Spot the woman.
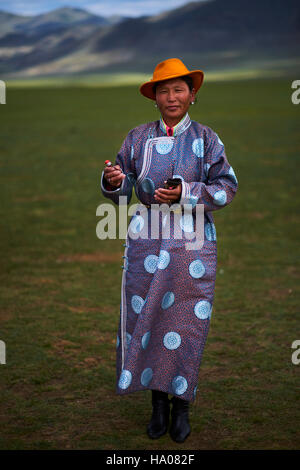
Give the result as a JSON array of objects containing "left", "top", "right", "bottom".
[{"left": 101, "top": 58, "right": 238, "bottom": 443}]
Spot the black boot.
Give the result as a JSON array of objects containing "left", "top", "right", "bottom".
[
  {"left": 169, "top": 396, "right": 191, "bottom": 443},
  {"left": 147, "top": 390, "right": 170, "bottom": 439}
]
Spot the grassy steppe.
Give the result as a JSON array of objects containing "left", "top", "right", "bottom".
[{"left": 0, "top": 78, "right": 299, "bottom": 449}]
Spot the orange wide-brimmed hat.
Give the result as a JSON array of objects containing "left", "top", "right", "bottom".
[{"left": 140, "top": 58, "right": 204, "bottom": 101}]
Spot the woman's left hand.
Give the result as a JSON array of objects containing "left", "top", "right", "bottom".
[{"left": 154, "top": 183, "right": 182, "bottom": 204}]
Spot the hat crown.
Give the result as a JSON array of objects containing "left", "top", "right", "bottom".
[
  {"left": 140, "top": 57, "right": 204, "bottom": 100},
  {"left": 152, "top": 58, "right": 189, "bottom": 82}
]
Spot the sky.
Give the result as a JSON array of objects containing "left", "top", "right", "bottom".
[{"left": 0, "top": 0, "right": 200, "bottom": 17}]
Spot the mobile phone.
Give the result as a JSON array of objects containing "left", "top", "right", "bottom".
[{"left": 164, "top": 178, "right": 182, "bottom": 189}]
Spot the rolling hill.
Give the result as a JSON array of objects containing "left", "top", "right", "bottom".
[{"left": 0, "top": 0, "right": 299, "bottom": 78}]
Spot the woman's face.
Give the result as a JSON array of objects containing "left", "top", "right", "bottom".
[{"left": 155, "top": 78, "right": 195, "bottom": 126}]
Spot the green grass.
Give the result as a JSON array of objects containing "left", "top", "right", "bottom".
[{"left": 0, "top": 77, "right": 299, "bottom": 450}]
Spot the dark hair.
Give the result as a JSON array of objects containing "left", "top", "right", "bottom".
[{"left": 153, "top": 75, "right": 194, "bottom": 95}]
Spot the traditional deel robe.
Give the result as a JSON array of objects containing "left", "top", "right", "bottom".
[{"left": 100, "top": 113, "right": 238, "bottom": 402}]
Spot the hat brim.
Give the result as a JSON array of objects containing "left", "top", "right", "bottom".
[{"left": 139, "top": 70, "right": 204, "bottom": 101}]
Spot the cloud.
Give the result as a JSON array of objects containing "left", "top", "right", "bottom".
[
  {"left": 0, "top": 0, "right": 194, "bottom": 17},
  {"left": 85, "top": 1, "right": 193, "bottom": 17}
]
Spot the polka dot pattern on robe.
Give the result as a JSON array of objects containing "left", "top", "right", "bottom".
[
  {"left": 157, "top": 250, "right": 170, "bottom": 270},
  {"left": 118, "top": 370, "right": 132, "bottom": 389},
  {"left": 141, "top": 367, "right": 153, "bottom": 386},
  {"left": 189, "top": 259, "right": 206, "bottom": 278},
  {"left": 144, "top": 250, "right": 170, "bottom": 273},
  {"left": 126, "top": 332, "right": 132, "bottom": 347},
  {"left": 192, "top": 138, "right": 204, "bottom": 158},
  {"left": 141, "top": 331, "right": 151, "bottom": 349},
  {"left": 156, "top": 139, "right": 174, "bottom": 154},
  {"left": 194, "top": 300, "right": 212, "bottom": 320},
  {"left": 144, "top": 254, "right": 158, "bottom": 273},
  {"left": 172, "top": 376, "right": 188, "bottom": 395},
  {"left": 163, "top": 332, "right": 181, "bottom": 350},
  {"left": 213, "top": 189, "right": 227, "bottom": 206},
  {"left": 161, "top": 291, "right": 175, "bottom": 310},
  {"left": 131, "top": 295, "right": 145, "bottom": 314}
]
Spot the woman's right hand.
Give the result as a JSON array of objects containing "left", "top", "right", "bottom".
[{"left": 104, "top": 164, "right": 126, "bottom": 188}]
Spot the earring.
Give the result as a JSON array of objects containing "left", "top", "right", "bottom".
[
  {"left": 191, "top": 101, "right": 195, "bottom": 105},
  {"left": 154, "top": 103, "right": 158, "bottom": 108}
]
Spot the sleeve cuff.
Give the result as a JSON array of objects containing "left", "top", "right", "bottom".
[{"left": 100, "top": 170, "right": 124, "bottom": 195}]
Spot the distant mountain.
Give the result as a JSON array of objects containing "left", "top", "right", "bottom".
[
  {"left": 0, "top": 10, "right": 33, "bottom": 38},
  {"left": 16, "top": 6, "right": 109, "bottom": 32},
  {"left": 0, "top": 6, "right": 127, "bottom": 75},
  {"left": 0, "top": 1, "right": 299, "bottom": 78},
  {"left": 0, "top": 7, "right": 109, "bottom": 38},
  {"left": 91, "top": 0, "right": 300, "bottom": 64}
]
